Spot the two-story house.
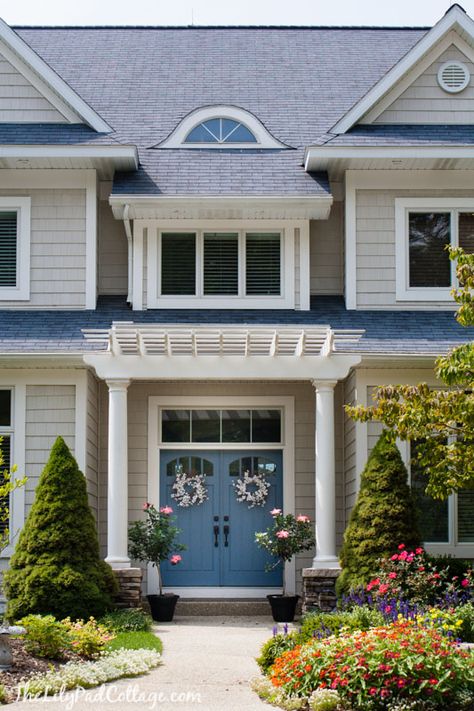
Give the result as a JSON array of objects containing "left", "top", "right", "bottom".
[{"left": 0, "top": 4, "right": 472, "bottom": 603}]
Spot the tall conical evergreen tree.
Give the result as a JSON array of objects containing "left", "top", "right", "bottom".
[
  {"left": 4, "top": 437, "right": 116, "bottom": 620},
  {"left": 336, "top": 430, "right": 421, "bottom": 597}
]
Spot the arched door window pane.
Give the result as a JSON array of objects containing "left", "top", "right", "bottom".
[{"left": 185, "top": 118, "right": 257, "bottom": 144}]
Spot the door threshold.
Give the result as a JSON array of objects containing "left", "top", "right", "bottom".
[{"left": 162, "top": 587, "right": 283, "bottom": 599}]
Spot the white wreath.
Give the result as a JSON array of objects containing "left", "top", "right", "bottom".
[
  {"left": 233, "top": 470, "right": 270, "bottom": 509},
  {"left": 171, "top": 468, "right": 209, "bottom": 508}
]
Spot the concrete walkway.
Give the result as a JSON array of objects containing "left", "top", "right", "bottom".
[{"left": 10, "top": 616, "right": 277, "bottom": 710}]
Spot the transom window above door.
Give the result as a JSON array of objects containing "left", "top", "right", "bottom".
[
  {"left": 161, "top": 409, "right": 282, "bottom": 444},
  {"left": 160, "top": 231, "right": 281, "bottom": 298},
  {"left": 395, "top": 198, "right": 474, "bottom": 301}
]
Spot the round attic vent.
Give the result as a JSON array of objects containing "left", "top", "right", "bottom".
[{"left": 437, "top": 61, "right": 470, "bottom": 93}]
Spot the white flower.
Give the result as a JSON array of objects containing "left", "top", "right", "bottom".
[
  {"left": 171, "top": 467, "right": 208, "bottom": 508},
  {"left": 233, "top": 470, "right": 271, "bottom": 509}
]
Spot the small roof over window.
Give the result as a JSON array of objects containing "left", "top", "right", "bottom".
[{"left": 157, "top": 105, "right": 289, "bottom": 149}]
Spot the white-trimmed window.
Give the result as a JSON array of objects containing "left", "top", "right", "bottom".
[
  {"left": 410, "top": 441, "right": 474, "bottom": 552},
  {"left": 0, "top": 197, "right": 31, "bottom": 301},
  {"left": 158, "top": 230, "right": 283, "bottom": 304},
  {"left": 0, "top": 389, "right": 13, "bottom": 536},
  {"left": 395, "top": 198, "right": 474, "bottom": 301}
]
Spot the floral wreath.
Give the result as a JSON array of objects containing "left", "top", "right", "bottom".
[
  {"left": 171, "top": 467, "right": 209, "bottom": 508},
  {"left": 233, "top": 469, "right": 271, "bottom": 509}
]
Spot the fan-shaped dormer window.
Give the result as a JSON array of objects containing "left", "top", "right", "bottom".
[
  {"left": 185, "top": 118, "right": 257, "bottom": 144},
  {"left": 157, "top": 105, "right": 289, "bottom": 150}
]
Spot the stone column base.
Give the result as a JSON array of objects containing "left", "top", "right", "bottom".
[
  {"left": 302, "top": 568, "right": 340, "bottom": 613},
  {"left": 113, "top": 567, "right": 143, "bottom": 608}
]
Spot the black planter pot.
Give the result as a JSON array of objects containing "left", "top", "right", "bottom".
[
  {"left": 147, "top": 593, "right": 180, "bottom": 622},
  {"left": 267, "top": 594, "right": 300, "bottom": 622}
]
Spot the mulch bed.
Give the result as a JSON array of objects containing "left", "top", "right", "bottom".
[{"left": 0, "top": 638, "right": 77, "bottom": 703}]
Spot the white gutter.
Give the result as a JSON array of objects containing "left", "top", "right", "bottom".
[
  {"left": 123, "top": 204, "right": 133, "bottom": 304},
  {"left": 304, "top": 145, "right": 474, "bottom": 171}
]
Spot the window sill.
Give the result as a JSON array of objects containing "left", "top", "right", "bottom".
[{"left": 396, "top": 287, "right": 453, "bottom": 302}]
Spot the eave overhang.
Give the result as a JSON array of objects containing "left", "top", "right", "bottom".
[
  {"left": 109, "top": 194, "right": 333, "bottom": 221},
  {"left": 304, "top": 145, "right": 474, "bottom": 179},
  {"left": 0, "top": 144, "right": 139, "bottom": 179}
]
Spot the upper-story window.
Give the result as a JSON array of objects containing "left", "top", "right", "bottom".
[
  {"left": 0, "top": 197, "right": 31, "bottom": 301},
  {"left": 395, "top": 198, "right": 474, "bottom": 301},
  {"left": 185, "top": 118, "right": 257, "bottom": 145},
  {"left": 157, "top": 105, "right": 288, "bottom": 150}
]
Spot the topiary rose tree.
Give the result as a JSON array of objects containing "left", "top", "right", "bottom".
[
  {"left": 4, "top": 436, "right": 117, "bottom": 620},
  {"left": 336, "top": 430, "right": 421, "bottom": 597}
]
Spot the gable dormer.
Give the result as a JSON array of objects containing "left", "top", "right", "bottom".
[{"left": 332, "top": 4, "right": 474, "bottom": 133}]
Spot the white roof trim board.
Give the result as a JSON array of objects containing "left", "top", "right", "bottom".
[
  {"left": 0, "top": 17, "right": 112, "bottom": 132},
  {"left": 83, "top": 323, "right": 364, "bottom": 358},
  {"left": 331, "top": 4, "right": 474, "bottom": 134}
]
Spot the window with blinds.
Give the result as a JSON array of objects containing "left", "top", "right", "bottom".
[
  {"left": 459, "top": 212, "right": 474, "bottom": 254},
  {"left": 246, "top": 233, "right": 281, "bottom": 295},
  {"left": 458, "top": 489, "right": 474, "bottom": 542},
  {"left": 0, "top": 211, "right": 18, "bottom": 288},
  {"left": 203, "top": 233, "right": 238, "bottom": 295},
  {"left": 408, "top": 212, "right": 451, "bottom": 288},
  {"left": 161, "top": 233, "right": 196, "bottom": 295}
]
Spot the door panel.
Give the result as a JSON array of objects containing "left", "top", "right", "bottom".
[{"left": 159, "top": 449, "right": 283, "bottom": 587}]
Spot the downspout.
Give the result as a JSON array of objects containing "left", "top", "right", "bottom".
[{"left": 123, "top": 204, "right": 133, "bottom": 305}]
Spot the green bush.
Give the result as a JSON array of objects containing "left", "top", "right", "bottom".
[
  {"left": 337, "top": 431, "right": 421, "bottom": 597},
  {"left": 427, "top": 554, "right": 473, "bottom": 581},
  {"left": 256, "top": 631, "right": 301, "bottom": 674},
  {"left": 105, "top": 630, "right": 163, "bottom": 653},
  {"left": 300, "top": 607, "right": 384, "bottom": 643},
  {"left": 62, "top": 617, "right": 115, "bottom": 659},
  {"left": 20, "top": 614, "right": 70, "bottom": 659},
  {"left": 5, "top": 437, "right": 117, "bottom": 620},
  {"left": 100, "top": 608, "right": 152, "bottom": 633}
]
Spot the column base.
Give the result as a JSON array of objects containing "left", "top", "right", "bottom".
[
  {"left": 312, "top": 556, "right": 341, "bottom": 570},
  {"left": 302, "top": 567, "right": 340, "bottom": 613},
  {"left": 105, "top": 556, "right": 131, "bottom": 569},
  {"left": 113, "top": 567, "right": 143, "bottom": 608}
]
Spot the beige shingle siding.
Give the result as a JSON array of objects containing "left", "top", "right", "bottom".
[
  {"left": 25, "top": 385, "right": 75, "bottom": 512},
  {"left": 0, "top": 56, "right": 66, "bottom": 123},
  {"left": 374, "top": 46, "right": 474, "bottom": 125},
  {"left": 0, "top": 188, "right": 87, "bottom": 308},
  {"left": 355, "top": 188, "right": 474, "bottom": 309},
  {"left": 98, "top": 200, "right": 128, "bottom": 296},
  {"left": 310, "top": 205, "right": 344, "bottom": 296}
]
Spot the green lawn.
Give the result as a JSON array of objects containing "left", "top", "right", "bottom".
[{"left": 105, "top": 631, "right": 163, "bottom": 654}]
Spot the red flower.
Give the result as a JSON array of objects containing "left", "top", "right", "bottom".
[
  {"left": 398, "top": 543, "right": 405, "bottom": 550},
  {"left": 378, "top": 584, "right": 389, "bottom": 595},
  {"left": 415, "top": 547, "right": 424, "bottom": 554},
  {"left": 461, "top": 578, "right": 469, "bottom": 587},
  {"left": 388, "top": 572, "right": 397, "bottom": 579}
]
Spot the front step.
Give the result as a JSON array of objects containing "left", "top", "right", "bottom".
[{"left": 174, "top": 597, "right": 274, "bottom": 616}]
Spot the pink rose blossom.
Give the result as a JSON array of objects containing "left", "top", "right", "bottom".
[
  {"left": 170, "top": 554, "right": 182, "bottom": 565},
  {"left": 399, "top": 550, "right": 408, "bottom": 560},
  {"left": 142, "top": 502, "right": 151, "bottom": 511},
  {"left": 378, "top": 583, "right": 389, "bottom": 595},
  {"left": 388, "top": 572, "right": 397, "bottom": 579},
  {"left": 398, "top": 544, "right": 405, "bottom": 550},
  {"left": 160, "top": 506, "right": 173, "bottom": 515},
  {"left": 391, "top": 554, "right": 399, "bottom": 561},
  {"left": 276, "top": 530, "right": 290, "bottom": 539},
  {"left": 415, "top": 547, "right": 424, "bottom": 554},
  {"left": 270, "top": 508, "right": 282, "bottom": 516},
  {"left": 461, "top": 578, "right": 470, "bottom": 587},
  {"left": 296, "top": 515, "right": 310, "bottom": 523}
]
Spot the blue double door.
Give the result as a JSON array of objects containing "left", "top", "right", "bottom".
[{"left": 160, "top": 450, "right": 283, "bottom": 587}]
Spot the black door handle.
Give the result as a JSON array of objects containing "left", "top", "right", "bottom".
[
  {"left": 223, "top": 524, "right": 229, "bottom": 547},
  {"left": 213, "top": 525, "right": 219, "bottom": 547}
]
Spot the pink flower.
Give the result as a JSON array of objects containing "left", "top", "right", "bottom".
[
  {"left": 399, "top": 550, "right": 408, "bottom": 560},
  {"left": 270, "top": 508, "right": 282, "bottom": 516},
  {"left": 398, "top": 544, "right": 405, "bottom": 550},
  {"left": 461, "top": 578, "right": 470, "bottom": 587},
  {"left": 391, "top": 554, "right": 399, "bottom": 561},
  {"left": 142, "top": 502, "right": 151, "bottom": 511},
  {"left": 276, "top": 530, "right": 289, "bottom": 539},
  {"left": 378, "top": 584, "right": 389, "bottom": 595},
  {"left": 160, "top": 506, "right": 173, "bottom": 515},
  {"left": 296, "top": 515, "right": 310, "bottom": 523},
  {"left": 170, "top": 554, "right": 182, "bottom": 565},
  {"left": 415, "top": 547, "right": 424, "bottom": 554},
  {"left": 388, "top": 572, "right": 397, "bottom": 579}
]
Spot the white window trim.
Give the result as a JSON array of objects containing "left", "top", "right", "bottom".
[
  {"left": 146, "top": 220, "right": 296, "bottom": 309},
  {"left": 0, "top": 197, "right": 31, "bottom": 301},
  {"left": 158, "top": 105, "right": 288, "bottom": 150},
  {"left": 395, "top": 197, "right": 474, "bottom": 302},
  {"left": 148, "top": 395, "right": 295, "bottom": 597}
]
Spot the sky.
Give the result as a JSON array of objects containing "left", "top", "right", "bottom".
[{"left": 3, "top": 0, "right": 474, "bottom": 27}]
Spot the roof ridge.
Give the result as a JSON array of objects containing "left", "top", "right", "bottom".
[{"left": 13, "top": 24, "right": 430, "bottom": 31}]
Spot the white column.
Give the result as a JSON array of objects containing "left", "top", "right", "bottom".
[
  {"left": 312, "top": 380, "right": 340, "bottom": 569},
  {"left": 105, "top": 379, "right": 131, "bottom": 568}
]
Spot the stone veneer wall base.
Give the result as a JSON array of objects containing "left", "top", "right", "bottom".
[
  {"left": 113, "top": 568, "right": 143, "bottom": 608},
  {"left": 302, "top": 568, "right": 340, "bottom": 613}
]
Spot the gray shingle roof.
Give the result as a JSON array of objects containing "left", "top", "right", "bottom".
[
  {"left": 12, "top": 26, "right": 427, "bottom": 196},
  {"left": 0, "top": 296, "right": 470, "bottom": 356},
  {"left": 321, "top": 125, "right": 474, "bottom": 146}
]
